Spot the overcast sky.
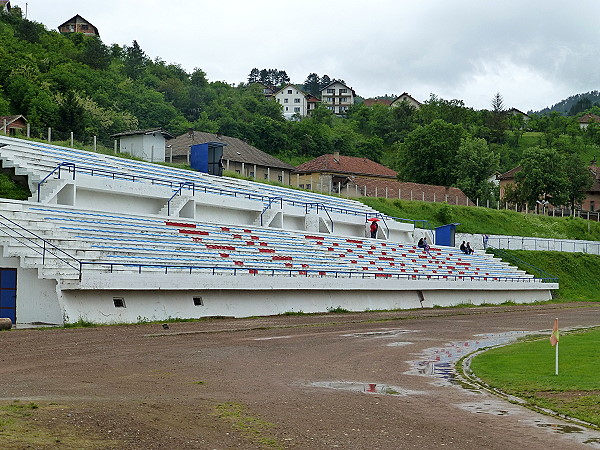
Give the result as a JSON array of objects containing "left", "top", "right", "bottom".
[{"left": 20, "top": 0, "right": 600, "bottom": 112}]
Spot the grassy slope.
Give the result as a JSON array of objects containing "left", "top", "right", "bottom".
[
  {"left": 497, "top": 250, "right": 600, "bottom": 301},
  {"left": 360, "top": 197, "right": 600, "bottom": 240}
]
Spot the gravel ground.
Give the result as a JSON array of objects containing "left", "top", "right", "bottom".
[{"left": 1, "top": 302, "right": 599, "bottom": 449}]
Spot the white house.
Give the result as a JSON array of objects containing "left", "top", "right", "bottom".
[
  {"left": 320, "top": 81, "right": 356, "bottom": 115},
  {"left": 390, "top": 92, "right": 422, "bottom": 110},
  {"left": 275, "top": 84, "right": 309, "bottom": 120},
  {"left": 111, "top": 128, "right": 174, "bottom": 163}
]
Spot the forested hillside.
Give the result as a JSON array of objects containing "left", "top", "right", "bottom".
[
  {"left": 535, "top": 91, "right": 600, "bottom": 116},
  {"left": 1, "top": 7, "right": 599, "bottom": 208}
]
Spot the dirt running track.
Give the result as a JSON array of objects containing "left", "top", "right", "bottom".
[{"left": 1, "top": 303, "right": 600, "bottom": 449}]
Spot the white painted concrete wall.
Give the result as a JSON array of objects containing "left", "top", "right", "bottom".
[
  {"left": 0, "top": 255, "right": 63, "bottom": 324},
  {"left": 119, "top": 133, "right": 166, "bottom": 162},
  {"left": 57, "top": 271, "right": 555, "bottom": 324}
]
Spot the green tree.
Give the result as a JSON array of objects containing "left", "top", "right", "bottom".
[
  {"left": 303, "top": 73, "right": 321, "bottom": 97},
  {"left": 454, "top": 137, "right": 499, "bottom": 203},
  {"left": 515, "top": 146, "right": 568, "bottom": 208},
  {"left": 397, "top": 119, "right": 466, "bottom": 186},
  {"left": 123, "top": 40, "right": 149, "bottom": 80},
  {"left": 487, "top": 92, "right": 507, "bottom": 144},
  {"left": 563, "top": 153, "right": 594, "bottom": 213}
]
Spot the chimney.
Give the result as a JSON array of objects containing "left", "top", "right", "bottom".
[{"left": 333, "top": 151, "right": 340, "bottom": 163}]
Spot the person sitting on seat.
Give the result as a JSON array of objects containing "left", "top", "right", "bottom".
[
  {"left": 422, "top": 237, "right": 433, "bottom": 257},
  {"left": 417, "top": 237, "right": 425, "bottom": 248},
  {"left": 460, "top": 241, "right": 468, "bottom": 254},
  {"left": 465, "top": 242, "right": 474, "bottom": 255}
]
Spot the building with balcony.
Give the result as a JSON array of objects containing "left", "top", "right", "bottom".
[{"left": 320, "top": 81, "right": 356, "bottom": 115}]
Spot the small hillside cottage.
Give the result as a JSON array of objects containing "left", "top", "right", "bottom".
[
  {"left": 0, "top": 115, "right": 27, "bottom": 135},
  {"left": 58, "top": 15, "right": 100, "bottom": 36},
  {"left": 390, "top": 93, "right": 422, "bottom": 109}
]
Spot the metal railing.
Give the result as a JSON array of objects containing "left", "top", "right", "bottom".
[
  {"left": 259, "top": 197, "right": 283, "bottom": 226},
  {"left": 37, "top": 162, "right": 75, "bottom": 201},
  {"left": 0, "top": 213, "right": 82, "bottom": 276},
  {"left": 167, "top": 182, "right": 195, "bottom": 216},
  {"left": 304, "top": 203, "right": 335, "bottom": 233},
  {"left": 486, "top": 246, "right": 559, "bottom": 284},
  {"left": 36, "top": 163, "right": 390, "bottom": 225},
  {"left": 78, "top": 260, "right": 545, "bottom": 283}
]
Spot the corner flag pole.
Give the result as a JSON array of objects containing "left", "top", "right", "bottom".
[{"left": 550, "top": 318, "right": 559, "bottom": 375}]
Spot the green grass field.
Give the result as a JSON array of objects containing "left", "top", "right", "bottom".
[{"left": 470, "top": 328, "right": 600, "bottom": 426}]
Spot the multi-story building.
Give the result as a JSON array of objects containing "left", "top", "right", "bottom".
[
  {"left": 319, "top": 81, "right": 356, "bottom": 115},
  {"left": 274, "top": 84, "right": 310, "bottom": 120}
]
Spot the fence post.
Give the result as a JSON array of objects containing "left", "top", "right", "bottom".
[
  {"left": 93, "top": 136, "right": 97, "bottom": 152},
  {"left": 47, "top": 127, "right": 51, "bottom": 142},
  {"left": 26, "top": 123, "right": 30, "bottom": 137},
  {"left": 70, "top": 131, "right": 74, "bottom": 147},
  {"left": 114, "top": 139, "right": 118, "bottom": 154},
  {"left": 2, "top": 118, "right": 6, "bottom": 134}
]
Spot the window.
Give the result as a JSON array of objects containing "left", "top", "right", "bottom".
[
  {"left": 113, "top": 297, "right": 126, "bottom": 308},
  {"left": 287, "top": 89, "right": 292, "bottom": 94},
  {"left": 294, "top": 107, "right": 300, "bottom": 112},
  {"left": 285, "top": 106, "right": 288, "bottom": 111},
  {"left": 249, "top": 171, "right": 254, "bottom": 177},
  {"left": 278, "top": 175, "right": 283, "bottom": 182},
  {"left": 591, "top": 201, "right": 596, "bottom": 212},
  {"left": 284, "top": 98, "right": 288, "bottom": 103},
  {"left": 81, "top": 24, "right": 89, "bottom": 30},
  {"left": 339, "top": 89, "right": 347, "bottom": 94},
  {"left": 305, "top": 184, "right": 311, "bottom": 190},
  {"left": 294, "top": 98, "right": 300, "bottom": 103},
  {"left": 327, "top": 89, "right": 335, "bottom": 93},
  {"left": 299, "top": 184, "right": 305, "bottom": 189},
  {"left": 193, "top": 296, "right": 203, "bottom": 306}
]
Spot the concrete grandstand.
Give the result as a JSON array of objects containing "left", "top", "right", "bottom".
[{"left": 0, "top": 136, "right": 557, "bottom": 325}]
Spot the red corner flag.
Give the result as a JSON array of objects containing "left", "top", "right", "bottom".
[{"left": 550, "top": 318, "right": 560, "bottom": 347}]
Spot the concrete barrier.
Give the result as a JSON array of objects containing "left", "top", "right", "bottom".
[{"left": 0, "top": 318, "right": 12, "bottom": 330}]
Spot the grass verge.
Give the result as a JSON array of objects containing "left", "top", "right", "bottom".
[
  {"left": 214, "top": 402, "right": 282, "bottom": 449},
  {"left": 470, "top": 328, "right": 600, "bottom": 427}
]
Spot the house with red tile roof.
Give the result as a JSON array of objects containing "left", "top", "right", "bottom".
[
  {"left": 578, "top": 113, "right": 600, "bottom": 130},
  {"left": 362, "top": 98, "right": 392, "bottom": 107},
  {"left": 293, "top": 152, "right": 470, "bottom": 204}
]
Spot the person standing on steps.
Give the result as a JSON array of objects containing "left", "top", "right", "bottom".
[{"left": 369, "top": 220, "right": 378, "bottom": 239}]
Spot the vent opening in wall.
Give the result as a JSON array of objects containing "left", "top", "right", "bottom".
[
  {"left": 193, "top": 296, "right": 203, "bottom": 306},
  {"left": 113, "top": 297, "right": 126, "bottom": 308}
]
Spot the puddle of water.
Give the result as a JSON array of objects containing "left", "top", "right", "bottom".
[
  {"left": 310, "top": 381, "right": 425, "bottom": 396},
  {"left": 341, "top": 329, "right": 414, "bottom": 338},
  {"left": 457, "top": 400, "right": 518, "bottom": 416},
  {"left": 406, "top": 330, "right": 532, "bottom": 383},
  {"left": 386, "top": 341, "right": 413, "bottom": 347},
  {"left": 536, "top": 423, "right": 585, "bottom": 434},
  {"left": 252, "top": 335, "right": 293, "bottom": 341}
]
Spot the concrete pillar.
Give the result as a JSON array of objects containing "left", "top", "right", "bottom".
[{"left": 70, "top": 131, "right": 74, "bottom": 147}]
